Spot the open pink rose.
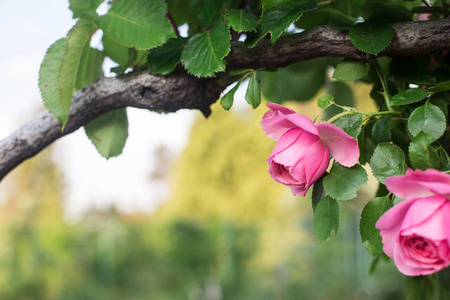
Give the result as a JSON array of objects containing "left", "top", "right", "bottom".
[
  {"left": 261, "top": 103, "right": 359, "bottom": 196},
  {"left": 376, "top": 169, "right": 450, "bottom": 276}
]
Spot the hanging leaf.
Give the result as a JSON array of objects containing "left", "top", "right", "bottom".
[
  {"left": 245, "top": 73, "right": 261, "bottom": 108},
  {"left": 102, "top": 34, "right": 129, "bottom": 66},
  {"left": 198, "top": 0, "right": 226, "bottom": 27},
  {"left": 428, "top": 80, "right": 450, "bottom": 93},
  {"left": 246, "top": 0, "right": 317, "bottom": 47},
  {"left": 370, "top": 143, "right": 407, "bottom": 184},
  {"left": 371, "top": 116, "right": 391, "bottom": 143},
  {"left": 409, "top": 132, "right": 441, "bottom": 170},
  {"left": 391, "top": 88, "right": 430, "bottom": 106},
  {"left": 323, "top": 163, "right": 368, "bottom": 201},
  {"left": 38, "top": 38, "right": 68, "bottom": 123},
  {"left": 332, "top": 59, "right": 370, "bottom": 81},
  {"left": 349, "top": 20, "right": 393, "bottom": 55},
  {"left": 260, "top": 58, "right": 328, "bottom": 103},
  {"left": 181, "top": 17, "right": 231, "bottom": 77},
  {"left": 318, "top": 94, "right": 334, "bottom": 109},
  {"left": 313, "top": 196, "right": 340, "bottom": 241},
  {"left": 84, "top": 109, "right": 129, "bottom": 158},
  {"left": 324, "top": 81, "right": 354, "bottom": 120},
  {"left": 95, "top": 0, "right": 175, "bottom": 50},
  {"left": 147, "top": 37, "right": 187, "bottom": 75},
  {"left": 408, "top": 103, "right": 446, "bottom": 141},
  {"left": 311, "top": 175, "right": 325, "bottom": 211},
  {"left": 261, "top": 0, "right": 290, "bottom": 11},
  {"left": 69, "top": 0, "right": 103, "bottom": 18},
  {"left": 332, "top": 114, "right": 363, "bottom": 138},
  {"left": 58, "top": 19, "right": 97, "bottom": 125},
  {"left": 225, "top": 9, "right": 259, "bottom": 32},
  {"left": 220, "top": 81, "right": 241, "bottom": 110},
  {"left": 360, "top": 196, "right": 392, "bottom": 256},
  {"left": 75, "top": 46, "right": 104, "bottom": 90}
]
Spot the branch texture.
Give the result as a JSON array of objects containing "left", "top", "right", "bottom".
[{"left": 1, "top": 18, "right": 450, "bottom": 180}]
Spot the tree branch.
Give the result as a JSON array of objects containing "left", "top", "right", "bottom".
[
  {"left": 227, "top": 18, "right": 450, "bottom": 69},
  {"left": 1, "top": 18, "right": 450, "bottom": 180}
]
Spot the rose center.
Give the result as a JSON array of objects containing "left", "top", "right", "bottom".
[{"left": 402, "top": 235, "right": 443, "bottom": 262}]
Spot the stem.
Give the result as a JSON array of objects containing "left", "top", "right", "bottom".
[
  {"left": 327, "top": 111, "right": 351, "bottom": 123},
  {"left": 327, "top": 107, "right": 402, "bottom": 124},
  {"left": 372, "top": 60, "right": 392, "bottom": 110}
]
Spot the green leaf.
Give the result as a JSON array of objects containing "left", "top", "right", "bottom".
[
  {"left": 69, "top": 0, "right": 103, "bottom": 18},
  {"left": 95, "top": 0, "right": 175, "bottom": 50},
  {"left": 58, "top": 19, "right": 96, "bottom": 124},
  {"left": 370, "top": 143, "right": 407, "bottom": 184},
  {"left": 436, "top": 267, "right": 450, "bottom": 293},
  {"left": 409, "top": 132, "right": 441, "bottom": 170},
  {"left": 332, "top": 59, "right": 370, "bottom": 81},
  {"left": 198, "top": 0, "right": 226, "bottom": 27},
  {"left": 323, "top": 163, "right": 368, "bottom": 201},
  {"left": 324, "top": 81, "right": 354, "bottom": 120},
  {"left": 181, "top": 17, "right": 231, "bottom": 77},
  {"left": 371, "top": 116, "right": 391, "bottom": 143},
  {"left": 332, "top": 114, "right": 363, "bottom": 138},
  {"left": 260, "top": 58, "right": 328, "bottom": 103},
  {"left": 245, "top": 73, "right": 261, "bottom": 108},
  {"left": 360, "top": 196, "right": 392, "bottom": 256},
  {"left": 75, "top": 47, "right": 104, "bottom": 91},
  {"left": 430, "top": 93, "right": 449, "bottom": 118},
  {"left": 349, "top": 20, "right": 393, "bottom": 55},
  {"left": 262, "top": 0, "right": 290, "bottom": 11},
  {"left": 428, "top": 80, "right": 450, "bottom": 93},
  {"left": 313, "top": 196, "right": 339, "bottom": 241},
  {"left": 318, "top": 94, "right": 334, "bottom": 109},
  {"left": 102, "top": 34, "right": 129, "bottom": 66},
  {"left": 220, "top": 81, "right": 240, "bottom": 111},
  {"left": 38, "top": 38, "right": 68, "bottom": 123},
  {"left": 225, "top": 9, "right": 259, "bottom": 32},
  {"left": 311, "top": 175, "right": 325, "bottom": 211},
  {"left": 84, "top": 109, "right": 129, "bottom": 158},
  {"left": 391, "top": 88, "right": 430, "bottom": 106},
  {"left": 358, "top": 121, "right": 376, "bottom": 165},
  {"left": 246, "top": 0, "right": 317, "bottom": 47},
  {"left": 147, "top": 37, "right": 187, "bottom": 75},
  {"left": 408, "top": 103, "right": 446, "bottom": 141},
  {"left": 404, "top": 276, "right": 434, "bottom": 300}
]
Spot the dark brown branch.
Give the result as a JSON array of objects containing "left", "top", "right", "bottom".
[
  {"left": 0, "top": 71, "right": 221, "bottom": 180},
  {"left": 226, "top": 18, "right": 450, "bottom": 70},
  {"left": 1, "top": 18, "right": 450, "bottom": 181}
]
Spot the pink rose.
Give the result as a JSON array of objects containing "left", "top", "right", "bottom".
[
  {"left": 376, "top": 169, "right": 450, "bottom": 276},
  {"left": 261, "top": 103, "right": 359, "bottom": 196}
]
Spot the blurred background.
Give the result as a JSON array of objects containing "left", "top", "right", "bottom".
[{"left": 0, "top": 1, "right": 405, "bottom": 299}]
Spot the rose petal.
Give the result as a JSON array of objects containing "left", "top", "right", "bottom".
[
  {"left": 290, "top": 185, "right": 308, "bottom": 197},
  {"left": 272, "top": 129, "right": 317, "bottom": 169},
  {"left": 386, "top": 169, "right": 450, "bottom": 199},
  {"left": 302, "top": 139, "right": 329, "bottom": 185},
  {"left": 316, "top": 122, "right": 359, "bottom": 167},
  {"left": 393, "top": 241, "right": 438, "bottom": 276},
  {"left": 261, "top": 103, "right": 318, "bottom": 140},
  {"left": 400, "top": 196, "right": 448, "bottom": 240},
  {"left": 393, "top": 242, "right": 431, "bottom": 276},
  {"left": 268, "top": 128, "right": 301, "bottom": 162},
  {"left": 376, "top": 198, "right": 417, "bottom": 257}
]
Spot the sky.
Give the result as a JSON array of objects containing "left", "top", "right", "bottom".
[{"left": 0, "top": 1, "right": 202, "bottom": 218}]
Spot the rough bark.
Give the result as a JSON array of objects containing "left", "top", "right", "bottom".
[{"left": 1, "top": 18, "right": 450, "bottom": 180}]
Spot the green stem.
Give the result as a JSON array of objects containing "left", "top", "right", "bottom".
[
  {"left": 327, "top": 111, "right": 351, "bottom": 123},
  {"left": 327, "top": 107, "right": 402, "bottom": 124},
  {"left": 372, "top": 60, "right": 392, "bottom": 110}
]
